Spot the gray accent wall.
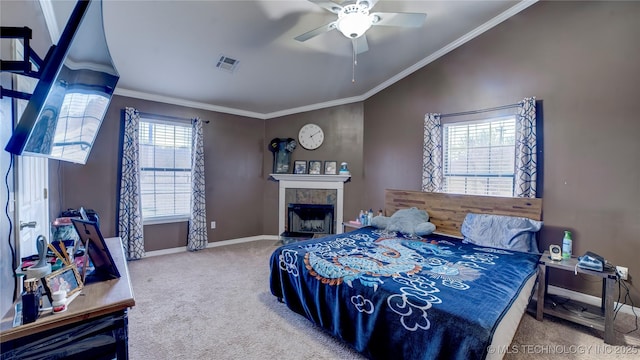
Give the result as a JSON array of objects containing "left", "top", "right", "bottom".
[
  {"left": 56, "top": 95, "right": 266, "bottom": 251},
  {"left": 2, "top": 0, "right": 638, "bottom": 313},
  {"left": 263, "top": 103, "right": 365, "bottom": 235},
  {"left": 363, "top": 1, "right": 639, "bottom": 302}
]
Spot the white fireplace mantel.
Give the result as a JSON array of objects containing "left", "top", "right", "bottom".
[{"left": 270, "top": 174, "right": 351, "bottom": 235}]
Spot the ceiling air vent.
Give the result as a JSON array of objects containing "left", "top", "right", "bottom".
[{"left": 216, "top": 55, "right": 240, "bottom": 73}]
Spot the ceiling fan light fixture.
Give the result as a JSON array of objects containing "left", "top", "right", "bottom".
[{"left": 336, "top": 4, "right": 373, "bottom": 39}]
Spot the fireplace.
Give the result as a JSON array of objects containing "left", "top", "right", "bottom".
[
  {"left": 288, "top": 204, "right": 334, "bottom": 234},
  {"left": 270, "top": 173, "right": 351, "bottom": 236}
]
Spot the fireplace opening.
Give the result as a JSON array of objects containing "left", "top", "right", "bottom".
[{"left": 287, "top": 203, "right": 334, "bottom": 234}]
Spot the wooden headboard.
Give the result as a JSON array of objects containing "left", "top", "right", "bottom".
[{"left": 384, "top": 189, "right": 543, "bottom": 238}]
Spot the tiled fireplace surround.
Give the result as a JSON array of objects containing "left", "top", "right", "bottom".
[{"left": 270, "top": 174, "right": 351, "bottom": 235}]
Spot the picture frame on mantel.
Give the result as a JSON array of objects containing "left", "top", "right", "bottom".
[
  {"left": 324, "top": 161, "right": 337, "bottom": 175},
  {"left": 308, "top": 160, "right": 322, "bottom": 175},
  {"left": 294, "top": 160, "right": 307, "bottom": 174}
]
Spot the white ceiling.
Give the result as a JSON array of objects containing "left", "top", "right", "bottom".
[{"left": 45, "top": 0, "right": 535, "bottom": 119}]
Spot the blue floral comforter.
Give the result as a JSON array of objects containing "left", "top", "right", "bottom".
[{"left": 269, "top": 227, "right": 540, "bottom": 360}]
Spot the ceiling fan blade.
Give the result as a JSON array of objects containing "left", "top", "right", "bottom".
[
  {"left": 308, "top": 0, "right": 343, "bottom": 14},
  {"left": 294, "top": 21, "right": 336, "bottom": 42},
  {"left": 352, "top": 36, "right": 369, "bottom": 54},
  {"left": 371, "top": 12, "right": 427, "bottom": 28}
]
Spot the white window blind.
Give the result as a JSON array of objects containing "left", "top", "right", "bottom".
[
  {"left": 52, "top": 92, "right": 109, "bottom": 163},
  {"left": 443, "top": 116, "right": 516, "bottom": 197},
  {"left": 139, "top": 118, "right": 192, "bottom": 222}
]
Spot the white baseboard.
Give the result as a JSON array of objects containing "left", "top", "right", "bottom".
[
  {"left": 206, "top": 235, "right": 280, "bottom": 248},
  {"left": 547, "top": 284, "right": 640, "bottom": 316},
  {"left": 143, "top": 235, "right": 279, "bottom": 258}
]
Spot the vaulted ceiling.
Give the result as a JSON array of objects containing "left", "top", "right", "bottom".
[{"left": 42, "top": 0, "right": 534, "bottom": 119}]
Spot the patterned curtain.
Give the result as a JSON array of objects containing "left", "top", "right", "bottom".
[
  {"left": 118, "top": 107, "right": 144, "bottom": 260},
  {"left": 514, "top": 97, "right": 537, "bottom": 198},
  {"left": 187, "top": 118, "right": 207, "bottom": 251},
  {"left": 422, "top": 113, "right": 443, "bottom": 192},
  {"left": 25, "top": 113, "right": 57, "bottom": 154}
]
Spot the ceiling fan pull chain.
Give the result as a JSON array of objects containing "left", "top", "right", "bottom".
[{"left": 352, "top": 41, "right": 357, "bottom": 83}]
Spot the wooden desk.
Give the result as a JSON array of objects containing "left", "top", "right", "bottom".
[
  {"left": 536, "top": 251, "right": 617, "bottom": 344},
  {"left": 1, "top": 237, "right": 135, "bottom": 358}
]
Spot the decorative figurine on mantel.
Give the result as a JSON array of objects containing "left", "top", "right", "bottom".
[
  {"left": 269, "top": 138, "right": 297, "bottom": 173},
  {"left": 339, "top": 162, "right": 350, "bottom": 175}
]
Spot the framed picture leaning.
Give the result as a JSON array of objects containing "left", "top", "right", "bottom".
[
  {"left": 294, "top": 160, "right": 307, "bottom": 174},
  {"left": 308, "top": 160, "right": 322, "bottom": 175},
  {"left": 324, "top": 161, "right": 337, "bottom": 175}
]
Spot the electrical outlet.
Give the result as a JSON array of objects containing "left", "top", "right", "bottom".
[
  {"left": 210, "top": 221, "right": 216, "bottom": 229},
  {"left": 616, "top": 266, "right": 628, "bottom": 280}
]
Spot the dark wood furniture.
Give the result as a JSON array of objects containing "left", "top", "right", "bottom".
[
  {"left": 342, "top": 221, "right": 363, "bottom": 232},
  {"left": 1, "top": 237, "right": 135, "bottom": 359},
  {"left": 536, "top": 250, "right": 617, "bottom": 344}
]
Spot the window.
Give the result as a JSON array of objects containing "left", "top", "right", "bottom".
[
  {"left": 51, "top": 91, "right": 109, "bottom": 163},
  {"left": 139, "top": 117, "right": 192, "bottom": 223},
  {"left": 443, "top": 116, "right": 516, "bottom": 197}
]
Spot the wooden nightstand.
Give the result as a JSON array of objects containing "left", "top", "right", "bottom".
[
  {"left": 342, "top": 222, "right": 364, "bottom": 232},
  {"left": 536, "top": 250, "right": 618, "bottom": 344}
]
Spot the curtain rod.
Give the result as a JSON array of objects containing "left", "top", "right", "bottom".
[
  {"left": 138, "top": 111, "right": 209, "bottom": 123},
  {"left": 439, "top": 102, "right": 521, "bottom": 118}
]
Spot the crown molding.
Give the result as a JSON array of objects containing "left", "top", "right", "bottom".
[
  {"left": 361, "top": 0, "right": 538, "bottom": 100},
  {"left": 113, "top": 88, "right": 267, "bottom": 119},
  {"left": 113, "top": 0, "right": 538, "bottom": 120}
]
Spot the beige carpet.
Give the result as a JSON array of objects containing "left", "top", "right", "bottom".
[{"left": 127, "top": 240, "right": 639, "bottom": 360}]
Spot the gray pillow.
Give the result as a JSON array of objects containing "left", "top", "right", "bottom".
[
  {"left": 460, "top": 213, "right": 543, "bottom": 253},
  {"left": 385, "top": 207, "right": 436, "bottom": 236}
]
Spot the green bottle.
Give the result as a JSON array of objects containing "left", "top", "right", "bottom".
[{"left": 562, "top": 231, "right": 572, "bottom": 259}]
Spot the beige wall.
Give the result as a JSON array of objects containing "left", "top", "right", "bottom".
[{"left": 364, "top": 1, "right": 639, "bottom": 303}]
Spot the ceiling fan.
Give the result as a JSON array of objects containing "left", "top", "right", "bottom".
[{"left": 294, "top": 0, "right": 427, "bottom": 55}]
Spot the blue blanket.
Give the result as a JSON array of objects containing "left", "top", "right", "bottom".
[{"left": 270, "top": 227, "right": 540, "bottom": 360}]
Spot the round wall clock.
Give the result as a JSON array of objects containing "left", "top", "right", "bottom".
[{"left": 298, "top": 123, "right": 324, "bottom": 150}]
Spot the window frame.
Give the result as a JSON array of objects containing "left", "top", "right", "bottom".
[
  {"left": 138, "top": 116, "right": 192, "bottom": 225},
  {"left": 442, "top": 115, "right": 517, "bottom": 197}
]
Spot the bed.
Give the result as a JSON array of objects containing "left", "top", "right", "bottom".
[{"left": 269, "top": 189, "right": 543, "bottom": 360}]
